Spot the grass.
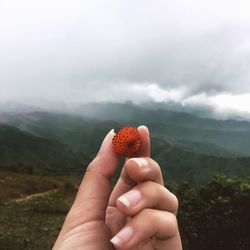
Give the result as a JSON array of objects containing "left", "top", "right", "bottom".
[
  {"left": 0, "top": 169, "right": 79, "bottom": 203},
  {"left": 0, "top": 169, "right": 79, "bottom": 250},
  {"left": 1, "top": 169, "right": 249, "bottom": 250}
]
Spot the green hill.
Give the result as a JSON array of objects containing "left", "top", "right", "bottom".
[
  {"left": 2, "top": 110, "right": 244, "bottom": 157},
  {"left": 151, "top": 136, "right": 250, "bottom": 185},
  {"left": 1, "top": 111, "right": 250, "bottom": 185},
  {"left": 0, "top": 125, "right": 84, "bottom": 175},
  {"left": 74, "top": 102, "right": 250, "bottom": 156},
  {"left": 0, "top": 104, "right": 249, "bottom": 249}
]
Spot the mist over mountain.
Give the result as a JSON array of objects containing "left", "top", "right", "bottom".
[
  {"left": 1, "top": 101, "right": 250, "bottom": 156},
  {"left": 1, "top": 102, "right": 250, "bottom": 185},
  {"left": 1, "top": 100, "right": 250, "bottom": 121}
]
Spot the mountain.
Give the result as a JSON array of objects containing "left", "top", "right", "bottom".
[
  {"left": 151, "top": 136, "right": 250, "bottom": 185},
  {"left": 0, "top": 101, "right": 42, "bottom": 114},
  {"left": 1, "top": 111, "right": 250, "bottom": 184},
  {"left": 1, "top": 112, "right": 121, "bottom": 158},
  {"left": 73, "top": 102, "right": 250, "bottom": 130},
  {"left": 0, "top": 110, "right": 238, "bottom": 157},
  {"left": 1, "top": 102, "right": 250, "bottom": 184},
  {"left": 72, "top": 102, "right": 250, "bottom": 156},
  {"left": 0, "top": 124, "right": 84, "bottom": 175}
]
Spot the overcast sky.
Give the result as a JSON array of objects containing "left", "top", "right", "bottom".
[{"left": 0, "top": 0, "right": 250, "bottom": 116}]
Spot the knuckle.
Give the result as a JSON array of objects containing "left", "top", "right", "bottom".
[
  {"left": 65, "top": 207, "right": 79, "bottom": 223},
  {"left": 165, "top": 212, "right": 178, "bottom": 236},
  {"left": 143, "top": 209, "right": 162, "bottom": 225},
  {"left": 150, "top": 158, "right": 161, "bottom": 170},
  {"left": 171, "top": 193, "right": 179, "bottom": 213},
  {"left": 163, "top": 188, "right": 179, "bottom": 214},
  {"left": 149, "top": 158, "right": 163, "bottom": 183},
  {"left": 169, "top": 212, "right": 178, "bottom": 228},
  {"left": 138, "top": 209, "right": 179, "bottom": 237},
  {"left": 138, "top": 180, "right": 157, "bottom": 193},
  {"left": 141, "top": 208, "right": 154, "bottom": 220},
  {"left": 86, "top": 157, "right": 99, "bottom": 170},
  {"left": 84, "top": 157, "right": 101, "bottom": 177}
]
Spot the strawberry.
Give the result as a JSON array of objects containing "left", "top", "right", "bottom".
[{"left": 112, "top": 127, "right": 141, "bottom": 157}]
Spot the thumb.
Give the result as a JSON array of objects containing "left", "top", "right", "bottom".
[{"left": 70, "top": 129, "right": 120, "bottom": 222}]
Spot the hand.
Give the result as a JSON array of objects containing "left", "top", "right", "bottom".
[{"left": 53, "top": 126, "right": 182, "bottom": 250}]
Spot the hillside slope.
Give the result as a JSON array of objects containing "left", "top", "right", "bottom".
[
  {"left": 75, "top": 102, "right": 250, "bottom": 156},
  {"left": 0, "top": 125, "right": 84, "bottom": 175},
  {"left": 0, "top": 111, "right": 250, "bottom": 185}
]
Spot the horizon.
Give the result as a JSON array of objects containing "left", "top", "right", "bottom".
[{"left": 1, "top": 99, "right": 250, "bottom": 122}]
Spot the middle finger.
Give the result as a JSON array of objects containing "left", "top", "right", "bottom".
[
  {"left": 109, "top": 157, "right": 164, "bottom": 207},
  {"left": 116, "top": 181, "right": 179, "bottom": 216}
]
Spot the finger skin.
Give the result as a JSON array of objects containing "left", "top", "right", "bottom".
[
  {"left": 65, "top": 129, "right": 119, "bottom": 227},
  {"left": 125, "top": 157, "right": 164, "bottom": 185},
  {"left": 54, "top": 129, "right": 120, "bottom": 247},
  {"left": 54, "top": 125, "right": 183, "bottom": 250},
  {"left": 111, "top": 209, "right": 182, "bottom": 249},
  {"left": 109, "top": 157, "right": 164, "bottom": 207},
  {"left": 116, "top": 181, "right": 179, "bottom": 216},
  {"left": 135, "top": 125, "right": 151, "bottom": 157}
]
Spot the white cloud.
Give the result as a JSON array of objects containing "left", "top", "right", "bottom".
[
  {"left": 0, "top": 0, "right": 250, "bottom": 117},
  {"left": 131, "top": 83, "right": 185, "bottom": 102},
  {"left": 183, "top": 92, "right": 250, "bottom": 114},
  {"left": 210, "top": 93, "right": 250, "bottom": 113}
]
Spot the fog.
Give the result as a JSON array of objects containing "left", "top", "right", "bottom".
[{"left": 0, "top": 0, "right": 250, "bottom": 117}]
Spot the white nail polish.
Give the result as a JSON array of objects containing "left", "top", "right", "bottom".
[
  {"left": 117, "top": 196, "right": 130, "bottom": 208},
  {"left": 110, "top": 227, "right": 134, "bottom": 247},
  {"left": 98, "top": 129, "right": 115, "bottom": 154},
  {"left": 117, "top": 189, "right": 142, "bottom": 208},
  {"left": 110, "top": 236, "right": 123, "bottom": 246},
  {"left": 137, "top": 125, "right": 149, "bottom": 136}
]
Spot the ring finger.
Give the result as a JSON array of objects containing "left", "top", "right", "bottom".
[
  {"left": 110, "top": 208, "right": 182, "bottom": 249},
  {"left": 116, "top": 181, "right": 178, "bottom": 216}
]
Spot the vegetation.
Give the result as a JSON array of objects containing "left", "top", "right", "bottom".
[
  {"left": 0, "top": 170, "right": 249, "bottom": 250},
  {"left": 175, "top": 174, "right": 250, "bottom": 250},
  {"left": 1, "top": 114, "right": 250, "bottom": 185},
  {"left": 0, "top": 170, "right": 79, "bottom": 250},
  {"left": 0, "top": 108, "right": 249, "bottom": 249},
  {"left": 151, "top": 136, "right": 250, "bottom": 185},
  {"left": 0, "top": 189, "right": 74, "bottom": 250},
  {"left": 0, "top": 125, "right": 85, "bottom": 175},
  {"left": 0, "top": 169, "right": 79, "bottom": 203}
]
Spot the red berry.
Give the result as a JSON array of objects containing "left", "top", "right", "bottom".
[{"left": 112, "top": 127, "right": 141, "bottom": 157}]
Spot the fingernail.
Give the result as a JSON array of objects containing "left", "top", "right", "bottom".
[
  {"left": 117, "top": 189, "right": 142, "bottom": 208},
  {"left": 98, "top": 129, "right": 115, "bottom": 154},
  {"left": 138, "top": 125, "right": 149, "bottom": 137},
  {"left": 130, "top": 158, "right": 149, "bottom": 169},
  {"left": 110, "top": 226, "right": 134, "bottom": 247}
]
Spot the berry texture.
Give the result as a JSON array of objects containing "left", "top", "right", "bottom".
[{"left": 112, "top": 127, "right": 141, "bottom": 157}]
